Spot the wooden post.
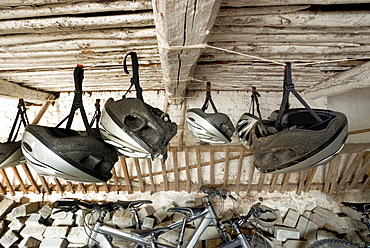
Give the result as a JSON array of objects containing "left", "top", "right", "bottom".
[
  {"left": 196, "top": 148, "right": 202, "bottom": 191},
  {"left": 119, "top": 157, "right": 133, "bottom": 194},
  {"left": 146, "top": 159, "right": 156, "bottom": 193},
  {"left": 280, "top": 173, "right": 291, "bottom": 194},
  {"left": 177, "top": 100, "right": 187, "bottom": 151},
  {"left": 257, "top": 173, "right": 266, "bottom": 192},
  {"left": 269, "top": 174, "right": 279, "bottom": 193},
  {"left": 184, "top": 148, "right": 191, "bottom": 193},
  {"left": 247, "top": 158, "right": 255, "bottom": 194},
  {"left": 329, "top": 155, "right": 341, "bottom": 194},
  {"left": 323, "top": 158, "right": 337, "bottom": 193},
  {"left": 111, "top": 166, "right": 120, "bottom": 191},
  {"left": 0, "top": 169, "right": 15, "bottom": 196},
  {"left": 54, "top": 178, "right": 64, "bottom": 193},
  {"left": 235, "top": 149, "right": 244, "bottom": 195},
  {"left": 223, "top": 148, "right": 230, "bottom": 188},
  {"left": 349, "top": 154, "right": 370, "bottom": 190},
  {"left": 67, "top": 181, "right": 75, "bottom": 194},
  {"left": 38, "top": 175, "right": 51, "bottom": 195},
  {"left": 78, "top": 183, "right": 87, "bottom": 194},
  {"left": 172, "top": 148, "right": 180, "bottom": 191},
  {"left": 21, "top": 163, "right": 40, "bottom": 194},
  {"left": 210, "top": 148, "right": 215, "bottom": 186},
  {"left": 297, "top": 171, "right": 308, "bottom": 195},
  {"left": 134, "top": 158, "right": 145, "bottom": 192},
  {"left": 11, "top": 167, "right": 28, "bottom": 193},
  {"left": 337, "top": 153, "right": 363, "bottom": 192},
  {"left": 161, "top": 159, "right": 169, "bottom": 191},
  {"left": 304, "top": 167, "right": 318, "bottom": 192}
]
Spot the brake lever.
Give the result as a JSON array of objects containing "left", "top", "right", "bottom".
[{"left": 228, "top": 194, "right": 238, "bottom": 201}]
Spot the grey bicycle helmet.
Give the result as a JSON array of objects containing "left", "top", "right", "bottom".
[
  {"left": 99, "top": 52, "right": 177, "bottom": 159},
  {"left": 21, "top": 65, "right": 118, "bottom": 183},
  {"left": 186, "top": 82, "right": 235, "bottom": 144},
  {"left": 0, "top": 99, "right": 29, "bottom": 169},
  {"left": 247, "top": 63, "right": 348, "bottom": 174}
]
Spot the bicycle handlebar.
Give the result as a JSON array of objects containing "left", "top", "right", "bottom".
[{"left": 200, "top": 186, "right": 238, "bottom": 201}]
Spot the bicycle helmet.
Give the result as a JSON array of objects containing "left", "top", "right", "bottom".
[
  {"left": 99, "top": 52, "right": 177, "bottom": 159},
  {"left": 21, "top": 65, "right": 118, "bottom": 183},
  {"left": 186, "top": 82, "right": 235, "bottom": 144},
  {"left": 0, "top": 99, "right": 29, "bottom": 169},
  {"left": 247, "top": 63, "right": 348, "bottom": 174}
]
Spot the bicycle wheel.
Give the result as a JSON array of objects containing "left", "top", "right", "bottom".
[
  {"left": 244, "top": 233, "right": 271, "bottom": 248},
  {"left": 307, "top": 239, "right": 359, "bottom": 248}
]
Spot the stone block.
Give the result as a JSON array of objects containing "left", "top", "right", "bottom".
[
  {"left": 344, "top": 230, "right": 363, "bottom": 245},
  {"left": 0, "top": 230, "right": 20, "bottom": 248},
  {"left": 157, "top": 229, "right": 179, "bottom": 245},
  {"left": 313, "top": 206, "right": 340, "bottom": 230},
  {"left": 25, "top": 213, "right": 44, "bottom": 225},
  {"left": 142, "top": 217, "right": 155, "bottom": 229},
  {"left": 138, "top": 205, "right": 156, "bottom": 220},
  {"left": 340, "top": 216, "right": 358, "bottom": 231},
  {"left": 309, "top": 212, "right": 325, "bottom": 228},
  {"left": 302, "top": 210, "right": 311, "bottom": 219},
  {"left": 303, "top": 220, "right": 319, "bottom": 243},
  {"left": 205, "top": 239, "right": 222, "bottom": 247},
  {"left": 9, "top": 217, "right": 27, "bottom": 231},
  {"left": 0, "top": 198, "right": 16, "bottom": 218},
  {"left": 274, "top": 226, "right": 300, "bottom": 241},
  {"left": 67, "top": 244, "right": 86, "bottom": 248},
  {"left": 112, "top": 238, "right": 130, "bottom": 248},
  {"left": 113, "top": 209, "right": 135, "bottom": 228},
  {"left": 39, "top": 237, "right": 69, "bottom": 248},
  {"left": 51, "top": 209, "right": 74, "bottom": 220},
  {"left": 0, "top": 220, "right": 4, "bottom": 234},
  {"left": 53, "top": 217, "right": 75, "bottom": 227},
  {"left": 12, "top": 202, "right": 39, "bottom": 217},
  {"left": 19, "top": 236, "right": 42, "bottom": 248},
  {"left": 341, "top": 205, "right": 361, "bottom": 221},
  {"left": 295, "top": 215, "right": 309, "bottom": 238},
  {"left": 283, "top": 208, "right": 300, "bottom": 228},
  {"left": 67, "top": 227, "right": 89, "bottom": 244},
  {"left": 154, "top": 208, "right": 167, "bottom": 223},
  {"left": 5, "top": 212, "right": 16, "bottom": 222},
  {"left": 20, "top": 223, "right": 47, "bottom": 241},
  {"left": 284, "top": 240, "right": 309, "bottom": 248},
  {"left": 316, "top": 230, "right": 337, "bottom": 241},
  {"left": 39, "top": 203, "right": 53, "bottom": 219},
  {"left": 199, "top": 226, "right": 219, "bottom": 240},
  {"left": 164, "top": 202, "right": 176, "bottom": 217},
  {"left": 44, "top": 226, "right": 69, "bottom": 238}
]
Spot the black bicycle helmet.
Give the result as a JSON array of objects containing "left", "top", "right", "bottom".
[
  {"left": 244, "top": 63, "right": 348, "bottom": 173},
  {"left": 99, "top": 52, "right": 177, "bottom": 159},
  {"left": 186, "top": 82, "right": 235, "bottom": 144},
  {"left": 21, "top": 65, "right": 118, "bottom": 182},
  {"left": 0, "top": 99, "right": 29, "bottom": 169}
]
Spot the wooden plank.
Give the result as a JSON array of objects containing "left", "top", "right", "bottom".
[
  {"left": 78, "top": 183, "right": 87, "bottom": 194},
  {"left": 304, "top": 167, "right": 318, "bottom": 192},
  {"left": 146, "top": 159, "right": 156, "bottom": 193},
  {"left": 280, "top": 173, "right": 291, "bottom": 194},
  {"left": 134, "top": 158, "right": 145, "bottom": 193},
  {"left": 177, "top": 100, "right": 187, "bottom": 151},
  {"left": 38, "top": 175, "right": 51, "bottom": 195},
  {"left": 246, "top": 158, "right": 255, "bottom": 193},
  {"left": 0, "top": 1, "right": 152, "bottom": 20},
  {"left": 119, "top": 157, "right": 133, "bottom": 194},
  {"left": 0, "top": 13, "right": 154, "bottom": 35},
  {"left": 111, "top": 166, "right": 120, "bottom": 191},
  {"left": 361, "top": 176, "right": 370, "bottom": 190},
  {"left": 297, "top": 171, "right": 308, "bottom": 195},
  {"left": 153, "top": 0, "right": 221, "bottom": 99},
  {"left": 323, "top": 158, "right": 337, "bottom": 193},
  {"left": 348, "top": 154, "right": 370, "bottom": 189},
  {"left": 222, "top": 0, "right": 370, "bottom": 7},
  {"left": 329, "top": 155, "right": 342, "bottom": 194},
  {"left": 196, "top": 148, "right": 202, "bottom": 191},
  {"left": 11, "top": 166, "right": 28, "bottom": 193},
  {"left": 337, "top": 153, "right": 363, "bottom": 192},
  {"left": 185, "top": 148, "right": 191, "bottom": 193},
  {"left": 54, "top": 178, "right": 64, "bottom": 193},
  {"left": 67, "top": 181, "right": 75, "bottom": 194},
  {"left": 223, "top": 148, "right": 230, "bottom": 188},
  {"left": 305, "top": 61, "right": 370, "bottom": 99},
  {"left": 269, "top": 174, "right": 279, "bottom": 193},
  {"left": 160, "top": 159, "right": 169, "bottom": 191},
  {"left": 103, "top": 183, "right": 109, "bottom": 193},
  {"left": 172, "top": 148, "right": 180, "bottom": 191},
  {"left": 0, "top": 182, "right": 5, "bottom": 195},
  {"left": 235, "top": 149, "right": 244, "bottom": 195},
  {"left": 92, "top": 183, "right": 99, "bottom": 193},
  {"left": 257, "top": 173, "right": 266, "bottom": 192},
  {"left": 210, "top": 149, "right": 215, "bottom": 186},
  {"left": 21, "top": 163, "right": 40, "bottom": 194},
  {"left": 0, "top": 169, "right": 15, "bottom": 196}
]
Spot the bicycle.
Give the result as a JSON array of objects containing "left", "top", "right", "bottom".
[
  {"left": 308, "top": 202, "right": 370, "bottom": 248},
  {"left": 53, "top": 187, "right": 273, "bottom": 248}
]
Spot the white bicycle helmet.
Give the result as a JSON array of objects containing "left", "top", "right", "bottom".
[
  {"left": 0, "top": 99, "right": 29, "bottom": 169},
  {"left": 99, "top": 52, "right": 177, "bottom": 159},
  {"left": 21, "top": 65, "right": 118, "bottom": 183},
  {"left": 236, "top": 113, "right": 261, "bottom": 148},
  {"left": 186, "top": 82, "right": 235, "bottom": 144}
]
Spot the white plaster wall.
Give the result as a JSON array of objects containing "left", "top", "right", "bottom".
[{"left": 328, "top": 87, "right": 370, "bottom": 144}]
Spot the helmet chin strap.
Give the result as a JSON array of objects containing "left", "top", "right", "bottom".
[
  {"left": 56, "top": 65, "right": 93, "bottom": 136},
  {"left": 123, "top": 52, "right": 144, "bottom": 101},
  {"left": 201, "top": 82, "right": 218, "bottom": 113},
  {"left": 274, "top": 62, "right": 323, "bottom": 130},
  {"left": 7, "top": 98, "right": 29, "bottom": 143}
]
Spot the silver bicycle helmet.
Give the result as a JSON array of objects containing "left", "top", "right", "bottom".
[
  {"left": 0, "top": 99, "right": 29, "bottom": 169},
  {"left": 99, "top": 52, "right": 177, "bottom": 159},
  {"left": 248, "top": 63, "right": 348, "bottom": 174},
  {"left": 186, "top": 82, "right": 235, "bottom": 144},
  {"left": 21, "top": 65, "right": 118, "bottom": 183}
]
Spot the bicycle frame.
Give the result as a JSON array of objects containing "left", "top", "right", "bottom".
[{"left": 88, "top": 200, "right": 227, "bottom": 248}]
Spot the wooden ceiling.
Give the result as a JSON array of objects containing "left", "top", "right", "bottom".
[{"left": 0, "top": 0, "right": 369, "bottom": 103}]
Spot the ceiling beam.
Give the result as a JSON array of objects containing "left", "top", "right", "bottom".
[
  {"left": 0, "top": 79, "right": 52, "bottom": 103},
  {"left": 303, "top": 61, "right": 370, "bottom": 99},
  {"left": 152, "top": 0, "right": 221, "bottom": 103}
]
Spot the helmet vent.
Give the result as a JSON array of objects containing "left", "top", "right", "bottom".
[
  {"left": 124, "top": 115, "right": 146, "bottom": 131},
  {"left": 23, "top": 142, "right": 32, "bottom": 152}
]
